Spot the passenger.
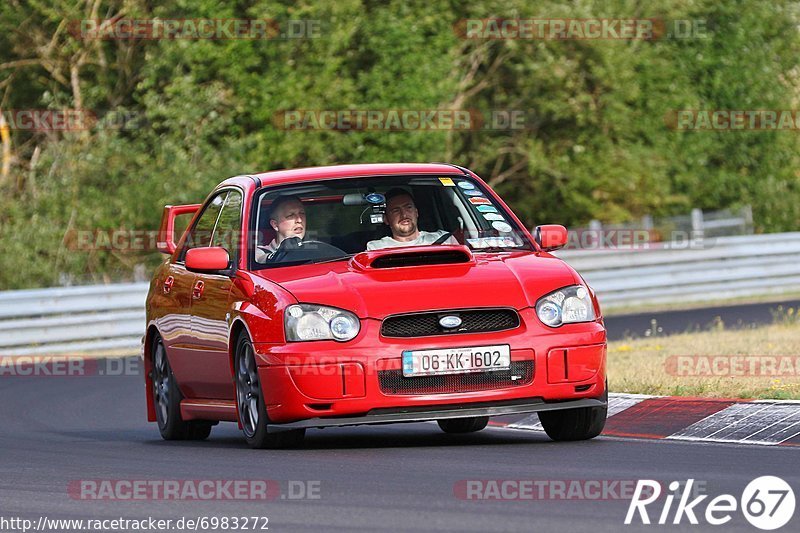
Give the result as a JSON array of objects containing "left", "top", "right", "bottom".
[
  {"left": 366, "top": 188, "right": 457, "bottom": 251},
  {"left": 256, "top": 195, "right": 306, "bottom": 262}
]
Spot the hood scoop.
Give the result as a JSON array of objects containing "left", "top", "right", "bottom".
[{"left": 351, "top": 245, "right": 474, "bottom": 270}]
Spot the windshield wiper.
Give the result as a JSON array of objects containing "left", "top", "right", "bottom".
[
  {"left": 470, "top": 247, "right": 526, "bottom": 253},
  {"left": 311, "top": 254, "right": 357, "bottom": 264}
]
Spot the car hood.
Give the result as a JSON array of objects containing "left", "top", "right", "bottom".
[{"left": 254, "top": 251, "right": 579, "bottom": 319}]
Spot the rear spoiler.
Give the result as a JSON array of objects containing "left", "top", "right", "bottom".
[{"left": 157, "top": 204, "right": 202, "bottom": 254}]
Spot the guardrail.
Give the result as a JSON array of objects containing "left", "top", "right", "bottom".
[
  {"left": 580, "top": 205, "right": 754, "bottom": 241},
  {"left": 0, "top": 282, "right": 148, "bottom": 355},
  {"left": 556, "top": 232, "right": 800, "bottom": 307},
  {"left": 1, "top": 233, "right": 799, "bottom": 355}
]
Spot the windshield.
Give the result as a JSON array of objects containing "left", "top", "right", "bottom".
[{"left": 250, "top": 175, "right": 532, "bottom": 268}]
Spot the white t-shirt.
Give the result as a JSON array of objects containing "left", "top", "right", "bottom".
[
  {"left": 254, "top": 239, "right": 279, "bottom": 263},
  {"left": 366, "top": 230, "right": 457, "bottom": 251}
]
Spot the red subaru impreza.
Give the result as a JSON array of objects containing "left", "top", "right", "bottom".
[{"left": 144, "top": 163, "right": 607, "bottom": 448}]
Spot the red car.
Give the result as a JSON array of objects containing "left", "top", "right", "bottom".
[{"left": 144, "top": 163, "right": 607, "bottom": 448}]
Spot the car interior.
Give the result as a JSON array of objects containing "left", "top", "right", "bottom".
[{"left": 252, "top": 176, "right": 528, "bottom": 265}]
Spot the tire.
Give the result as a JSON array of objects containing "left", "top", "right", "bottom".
[
  {"left": 185, "top": 422, "right": 213, "bottom": 440},
  {"left": 151, "top": 334, "right": 212, "bottom": 441},
  {"left": 537, "top": 387, "right": 608, "bottom": 441},
  {"left": 437, "top": 416, "right": 489, "bottom": 434},
  {"left": 234, "top": 332, "right": 305, "bottom": 449}
]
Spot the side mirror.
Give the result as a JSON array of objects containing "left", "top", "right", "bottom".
[
  {"left": 534, "top": 224, "right": 568, "bottom": 251},
  {"left": 185, "top": 247, "right": 231, "bottom": 273}
]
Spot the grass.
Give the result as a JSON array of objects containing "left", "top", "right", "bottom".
[{"left": 608, "top": 309, "right": 800, "bottom": 399}]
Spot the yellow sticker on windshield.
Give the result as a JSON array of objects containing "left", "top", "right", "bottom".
[{"left": 438, "top": 177, "right": 455, "bottom": 186}]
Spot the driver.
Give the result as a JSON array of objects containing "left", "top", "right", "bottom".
[
  {"left": 366, "top": 188, "right": 457, "bottom": 250},
  {"left": 255, "top": 195, "right": 306, "bottom": 262}
]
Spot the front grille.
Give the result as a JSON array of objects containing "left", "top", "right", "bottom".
[
  {"left": 378, "top": 361, "right": 534, "bottom": 395},
  {"left": 381, "top": 309, "right": 520, "bottom": 338}
]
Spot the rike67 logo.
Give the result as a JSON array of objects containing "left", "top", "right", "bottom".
[{"left": 625, "top": 477, "right": 795, "bottom": 530}]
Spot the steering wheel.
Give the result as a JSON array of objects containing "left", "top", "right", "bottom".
[
  {"left": 266, "top": 237, "right": 349, "bottom": 263},
  {"left": 432, "top": 232, "right": 454, "bottom": 245}
]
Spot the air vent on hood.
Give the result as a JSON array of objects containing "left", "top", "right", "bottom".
[{"left": 370, "top": 249, "right": 471, "bottom": 269}]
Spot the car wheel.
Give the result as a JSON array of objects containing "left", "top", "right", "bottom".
[
  {"left": 437, "top": 416, "right": 489, "bottom": 434},
  {"left": 234, "top": 332, "right": 305, "bottom": 449},
  {"left": 537, "top": 387, "right": 608, "bottom": 441},
  {"left": 151, "top": 334, "right": 212, "bottom": 441}
]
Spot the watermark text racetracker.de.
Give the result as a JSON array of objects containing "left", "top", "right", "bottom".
[
  {"left": 1, "top": 109, "right": 142, "bottom": 131},
  {"left": 273, "top": 109, "right": 531, "bottom": 131},
  {"left": 68, "top": 18, "right": 322, "bottom": 40},
  {"left": 0, "top": 356, "right": 141, "bottom": 377},
  {"left": 454, "top": 18, "right": 707, "bottom": 40},
  {"left": 62, "top": 228, "right": 713, "bottom": 253},
  {"left": 454, "top": 479, "right": 703, "bottom": 501},
  {"left": 666, "top": 355, "right": 800, "bottom": 378},
  {"left": 555, "top": 229, "right": 709, "bottom": 251},
  {"left": 666, "top": 109, "right": 800, "bottom": 131},
  {"left": 69, "top": 479, "right": 321, "bottom": 501}
]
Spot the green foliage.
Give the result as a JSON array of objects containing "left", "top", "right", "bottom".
[{"left": 1, "top": 0, "right": 799, "bottom": 288}]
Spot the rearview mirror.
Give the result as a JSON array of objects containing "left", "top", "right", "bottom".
[
  {"left": 185, "top": 247, "right": 231, "bottom": 273},
  {"left": 534, "top": 225, "right": 568, "bottom": 251}
]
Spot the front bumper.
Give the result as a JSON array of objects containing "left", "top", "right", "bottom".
[{"left": 255, "top": 308, "right": 606, "bottom": 424}]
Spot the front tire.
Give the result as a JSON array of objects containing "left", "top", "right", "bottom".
[
  {"left": 151, "top": 334, "right": 212, "bottom": 441},
  {"left": 437, "top": 416, "right": 489, "bottom": 434},
  {"left": 537, "top": 388, "right": 608, "bottom": 441},
  {"left": 234, "top": 332, "right": 305, "bottom": 449}
]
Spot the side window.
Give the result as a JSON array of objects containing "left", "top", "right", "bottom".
[
  {"left": 211, "top": 190, "right": 243, "bottom": 255},
  {"left": 184, "top": 192, "right": 227, "bottom": 252}
]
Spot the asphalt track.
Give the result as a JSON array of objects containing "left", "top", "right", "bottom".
[
  {"left": 604, "top": 298, "right": 800, "bottom": 340},
  {"left": 1, "top": 370, "right": 798, "bottom": 532}
]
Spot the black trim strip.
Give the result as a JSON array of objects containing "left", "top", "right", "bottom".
[
  {"left": 265, "top": 397, "right": 606, "bottom": 432},
  {"left": 428, "top": 162, "right": 470, "bottom": 175}
]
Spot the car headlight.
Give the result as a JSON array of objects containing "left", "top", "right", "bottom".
[
  {"left": 536, "top": 285, "right": 595, "bottom": 327},
  {"left": 285, "top": 304, "right": 361, "bottom": 342}
]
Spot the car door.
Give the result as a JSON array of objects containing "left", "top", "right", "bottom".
[
  {"left": 156, "top": 261, "right": 195, "bottom": 362},
  {"left": 188, "top": 189, "right": 243, "bottom": 399},
  {"left": 166, "top": 191, "right": 226, "bottom": 398}
]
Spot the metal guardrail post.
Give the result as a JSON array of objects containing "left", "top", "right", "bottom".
[
  {"left": 589, "top": 219, "right": 602, "bottom": 248},
  {"left": 743, "top": 205, "right": 754, "bottom": 234},
  {"left": 691, "top": 208, "right": 704, "bottom": 240}
]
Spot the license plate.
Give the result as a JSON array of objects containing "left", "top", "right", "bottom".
[{"left": 402, "top": 345, "right": 511, "bottom": 377}]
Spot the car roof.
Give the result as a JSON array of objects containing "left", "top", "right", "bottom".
[{"left": 248, "top": 163, "right": 468, "bottom": 187}]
